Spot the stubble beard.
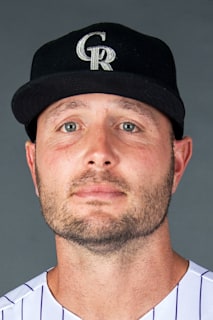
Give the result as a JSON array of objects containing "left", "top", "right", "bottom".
[{"left": 36, "top": 151, "right": 174, "bottom": 255}]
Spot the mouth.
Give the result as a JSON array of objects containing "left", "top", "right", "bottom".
[{"left": 72, "top": 184, "right": 126, "bottom": 200}]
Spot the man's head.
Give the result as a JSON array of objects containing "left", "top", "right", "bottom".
[
  {"left": 11, "top": 22, "right": 185, "bottom": 142},
  {"left": 12, "top": 23, "right": 192, "bottom": 254}
]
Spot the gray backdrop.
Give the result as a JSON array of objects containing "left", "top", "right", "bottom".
[{"left": 0, "top": 0, "right": 213, "bottom": 295}]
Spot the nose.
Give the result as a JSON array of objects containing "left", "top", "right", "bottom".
[{"left": 83, "top": 128, "right": 119, "bottom": 169}]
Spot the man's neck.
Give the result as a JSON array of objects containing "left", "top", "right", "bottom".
[{"left": 47, "top": 221, "right": 188, "bottom": 320}]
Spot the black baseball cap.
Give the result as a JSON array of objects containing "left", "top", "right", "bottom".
[{"left": 12, "top": 22, "right": 185, "bottom": 141}]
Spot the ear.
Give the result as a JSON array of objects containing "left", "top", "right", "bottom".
[
  {"left": 25, "top": 141, "right": 39, "bottom": 197},
  {"left": 172, "top": 136, "right": 193, "bottom": 193}
]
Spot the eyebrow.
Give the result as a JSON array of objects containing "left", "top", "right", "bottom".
[
  {"left": 115, "top": 98, "right": 159, "bottom": 124},
  {"left": 44, "top": 100, "right": 89, "bottom": 122}
]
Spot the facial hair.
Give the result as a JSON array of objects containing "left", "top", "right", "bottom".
[{"left": 35, "top": 150, "right": 174, "bottom": 255}]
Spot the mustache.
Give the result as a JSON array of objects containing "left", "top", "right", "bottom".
[{"left": 68, "top": 169, "right": 131, "bottom": 193}]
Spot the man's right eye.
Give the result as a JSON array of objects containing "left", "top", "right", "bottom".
[{"left": 61, "top": 122, "right": 78, "bottom": 132}]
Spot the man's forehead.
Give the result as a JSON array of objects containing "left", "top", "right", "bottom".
[{"left": 41, "top": 93, "right": 162, "bottom": 121}]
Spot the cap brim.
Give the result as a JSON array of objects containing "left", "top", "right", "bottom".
[{"left": 12, "top": 71, "right": 184, "bottom": 140}]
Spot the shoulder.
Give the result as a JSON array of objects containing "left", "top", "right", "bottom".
[
  {"left": 179, "top": 261, "right": 213, "bottom": 317},
  {"left": 188, "top": 260, "right": 213, "bottom": 283},
  {"left": 0, "top": 271, "right": 47, "bottom": 312}
]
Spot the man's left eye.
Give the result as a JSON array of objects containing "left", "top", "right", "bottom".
[{"left": 121, "top": 122, "right": 138, "bottom": 132}]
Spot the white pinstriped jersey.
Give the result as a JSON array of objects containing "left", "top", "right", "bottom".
[{"left": 0, "top": 261, "right": 213, "bottom": 319}]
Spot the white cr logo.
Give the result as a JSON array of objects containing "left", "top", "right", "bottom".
[{"left": 76, "top": 31, "right": 116, "bottom": 71}]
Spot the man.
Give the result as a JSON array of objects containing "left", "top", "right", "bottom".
[{"left": 0, "top": 22, "right": 212, "bottom": 319}]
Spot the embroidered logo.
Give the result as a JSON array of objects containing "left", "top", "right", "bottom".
[{"left": 76, "top": 31, "right": 116, "bottom": 71}]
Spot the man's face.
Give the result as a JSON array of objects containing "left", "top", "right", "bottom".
[{"left": 26, "top": 93, "right": 191, "bottom": 254}]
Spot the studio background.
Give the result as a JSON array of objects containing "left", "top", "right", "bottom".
[{"left": 0, "top": 0, "right": 213, "bottom": 294}]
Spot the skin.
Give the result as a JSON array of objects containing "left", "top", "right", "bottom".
[{"left": 26, "top": 93, "right": 192, "bottom": 320}]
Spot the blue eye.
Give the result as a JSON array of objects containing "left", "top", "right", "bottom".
[
  {"left": 62, "top": 122, "right": 77, "bottom": 132},
  {"left": 122, "top": 122, "right": 137, "bottom": 132}
]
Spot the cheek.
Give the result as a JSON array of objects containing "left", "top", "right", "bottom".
[
  {"left": 36, "top": 145, "right": 81, "bottom": 184},
  {"left": 36, "top": 147, "right": 61, "bottom": 184},
  {"left": 122, "top": 144, "right": 172, "bottom": 182}
]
